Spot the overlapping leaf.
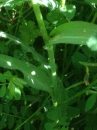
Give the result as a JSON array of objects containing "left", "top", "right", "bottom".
[
  {"left": 0, "top": 54, "right": 52, "bottom": 93},
  {"left": 47, "top": 21, "right": 97, "bottom": 51},
  {"left": 0, "top": 31, "right": 45, "bottom": 64}
]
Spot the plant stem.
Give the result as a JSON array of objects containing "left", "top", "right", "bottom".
[
  {"left": 31, "top": 0, "right": 57, "bottom": 102},
  {"left": 91, "top": 12, "right": 97, "bottom": 23}
]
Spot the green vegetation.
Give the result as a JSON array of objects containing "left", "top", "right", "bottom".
[{"left": 0, "top": 0, "right": 97, "bottom": 129}]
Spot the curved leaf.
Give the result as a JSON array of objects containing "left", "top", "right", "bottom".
[
  {"left": 0, "top": 85, "right": 6, "bottom": 97},
  {"left": 0, "top": 54, "right": 52, "bottom": 93},
  {"left": 0, "top": 31, "right": 45, "bottom": 64},
  {"left": 85, "top": 94, "right": 97, "bottom": 112},
  {"left": 48, "top": 21, "right": 97, "bottom": 51}
]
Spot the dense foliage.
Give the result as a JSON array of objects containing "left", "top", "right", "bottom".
[{"left": 0, "top": 0, "right": 97, "bottom": 130}]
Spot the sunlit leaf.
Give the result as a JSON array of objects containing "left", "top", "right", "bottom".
[
  {"left": 14, "top": 87, "right": 21, "bottom": 100},
  {"left": 14, "top": 77, "right": 27, "bottom": 85},
  {"left": 47, "top": 21, "right": 97, "bottom": 51},
  {"left": 47, "top": 8, "right": 67, "bottom": 25},
  {"left": 60, "top": 4, "right": 76, "bottom": 20},
  {"left": 37, "top": 0, "right": 57, "bottom": 10},
  {"left": 8, "top": 81, "right": 15, "bottom": 96},
  {"left": 12, "top": 77, "right": 26, "bottom": 89},
  {"left": 0, "top": 0, "right": 27, "bottom": 9},
  {"left": 0, "top": 54, "right": 52, "bottom": 93},
  {"left": 0, "top": 31, "right": 45, "bottom": 64},
  {"left": 6, "top": 88, "right": 13, "bottom": 100}
]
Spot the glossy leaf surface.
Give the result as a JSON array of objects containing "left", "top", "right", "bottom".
[
  {"left": 48, "top": 21, "right": 97, "bottom": 51},
  {"left": 0, "top": 54, "right": 52, "bottom": 92}
]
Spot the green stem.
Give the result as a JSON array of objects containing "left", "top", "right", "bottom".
[
  {"left": 15, "top": 106, "right": 42, "bottom": 130},
  {"left": 91, "top": 12, "right": 97, "bottom": 23},
  {"left": 31, "top": 0, "right": 57, "bottom": 102},
  {"left": 66, "top": 81, "right": 84, "bottom": 90}
]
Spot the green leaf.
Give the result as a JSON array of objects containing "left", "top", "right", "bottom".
[
  {"left": 0, "top": 85, "right": 6, "bottom": 97},
  {"left": 37, "top": 0, "right": 57, "bottom": 10},
  {"left": 67, "top": 106, "right": 80, "bottom": 118},
  {"left": 20, "top": 106, "right": 26, "bottom": 117},
  {"left": 46, "top": 106, "right": 64, "bottom": 121},
  {"left": 0, "top": 0, "right": 26, "bottom": 9},
  {"left": 24, "top": 122, "right": 30, "bottom": 130},
  {"left": 12, "top": 77, "right": 26, "bottom": 89},
  {"left": 62, "top": 4, "right": 76, "bottom": 20},
  {"left": 59, "top": 116, "right": 69, "bottom": 126},
  {"left": 19, "top": 20, "right": 40, "bottom": 45},
  {"left": 8, "top": 116, "right": 14, "bottom": 129},
  {"left": 8, "top": 78, "right": 22, "bottom": 100},
  {"left": 0, "top": 31, "right": 45, "bottom": 64},
  {"left": 0, "top": 115, "right": 7, "bottom": 129},
  {"left": 16, "top": 119, "right": 22, "bottom": 126},
  {"left": 14, "top": 87, "right": 21, "bottom": 100},
  {"left": 3, "top": 71, "right": 13, "bottom": 80},
  {"left": 8, "top": 81, "right": 15, "bottom": 97},
  {"left": 11, "top": 105, "right": 18, "bottom": 116},
  {"left": 81, "top": 46, "right": 94, "bottom": 57},
  {"left": 47, "top": 21, "right": 97, "bottom": 51},
  {"left": 0, "top": 73, "right": 6, "bottom": 82},
  {"left": 0, "top": 104, "right": 3, "bottom": 114},
  {"left": 14, "top": 50, "right": 23, "bottom": 58},
  {"left": 85, "top": 94, "right": 97, "bottom": 112},
  {"left": 47, "top": 8, "right": 67, "bottom": 25},
  {"left": 61, "top": 126, "right": 69, "bottom": 130},
  {"left": 0, "top": 42, "right": 8, "bottom": 53},
  {"left": 6, "top": 89, "right": 13, "bottom": 100},
  {"left": 45, "top": 122, "right": 56, "bottom": 130},
  {"left": 0, "top": 54, "right": 52, "bottom": 93},
  {"left": 13, "top": 77, "right": 27, "bottom": 85},
  {"left": 85, "top": 0, "right": 97, "bottom": 5},
  {"left": 12, "top": 80, "right": 23, "bottom": 90},
  {"left": 85, "top": 126, "right": 92, "bottom": 130},
  {"left": 85, "top": 114, "right": 96, "bottom": 127},
  {"left": 3, "top": 103, "right": 10, "bottom": 114},
  {"left": 72, "top": 52, "right": 87, "bottom": 68}
]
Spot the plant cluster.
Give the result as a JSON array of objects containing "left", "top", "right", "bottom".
[{"left": 0, "top": 0, "right": 97, "bottom": 130}]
